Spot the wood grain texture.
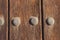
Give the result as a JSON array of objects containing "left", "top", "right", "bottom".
[
  {"left": 43, "top": 0, "right": 60, "bottom": 40},
  {"left": 10, "top": 0, "right": 42, "bottom": 40},
  {"left": 0, "top": 0, "right": 8, "bottom": 40}
]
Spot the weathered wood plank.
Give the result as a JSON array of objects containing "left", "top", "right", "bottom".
[
  {"left": 0, "top": 0, "right": 8, "bottom": 40},
  {"left": 43, "top": 0, "right": 60, "bottom": 40},
  {"left": 10, "top": 0, "right": 42, "bottom": 40}
]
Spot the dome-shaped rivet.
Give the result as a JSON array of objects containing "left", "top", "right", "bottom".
[
  {"left": 12, "top": 17, "right": 21, "bottom": 26},
  {"left": 46, "top": 17, "right": 55, "bottom": 25},
  {"left": 0, "top": 17, "right": 4, "bottom": 26},
  {"left": 29, "top": 16, "right": 38, "bottom": 25}
]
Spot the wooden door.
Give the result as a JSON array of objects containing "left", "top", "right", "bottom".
[
  {"left": 43, "top": 0, "right": 60, "bottom": 40},
  {"left": 0, "top": 0, "right": 8, "bottom": 40},
  {"left": 10, "top": 0, "right": 42, "bottom": 40}
]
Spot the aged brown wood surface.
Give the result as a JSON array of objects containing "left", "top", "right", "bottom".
[
  {"left": 10, "top": 0, "right": 42, "bottom": 40},
  {"left": 0, "top": 0, "right": 8, "bottom": 40},
  {"left": 43, "top": 0, "right": 60, "bottom": 40}
]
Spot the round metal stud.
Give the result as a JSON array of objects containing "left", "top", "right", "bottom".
[
  {"left": 46, "top": 17, "right": 55, "bottom": 25},
  {"left": 12, "top": 17, "right": 21, "bottom": 26},
  {"left": 29, "top": 16, "right": 38, "bottom": 25},
  {"left": 0, "top": 17, "right": 4, "bottom": 26}
]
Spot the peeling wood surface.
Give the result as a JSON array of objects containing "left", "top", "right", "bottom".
[
  {"left": 0, "top": 0, "right": 8, "bottom": 40},
  {"left": 10, "top": 0, "right": 42, "bottom": 40},
  {"left": 43, "top": 0, "right": 60, "bottom": 40}
]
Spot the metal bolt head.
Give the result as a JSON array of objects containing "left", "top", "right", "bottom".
[
  {"left": 0, "top": 17, "right": 4, "bottom": 26},
  {"left": 29, "top": 16, "right": 38, "bottom": 25},
  {"left": 12, "top": 17, "right": 21, "bottom": 26},
  {"left": 46, "top": 17, "right": 55, "bottom": 25}
]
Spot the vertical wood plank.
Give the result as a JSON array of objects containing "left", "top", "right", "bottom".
[
  {"left": 43, "top": 0, "right": 60, "bottom": 40},
  {"left": 10, "top": 0, "right": 42, "bottom": 40},
  {"left": 0, "top": 0, "right": 8, "bottom": 40}
]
